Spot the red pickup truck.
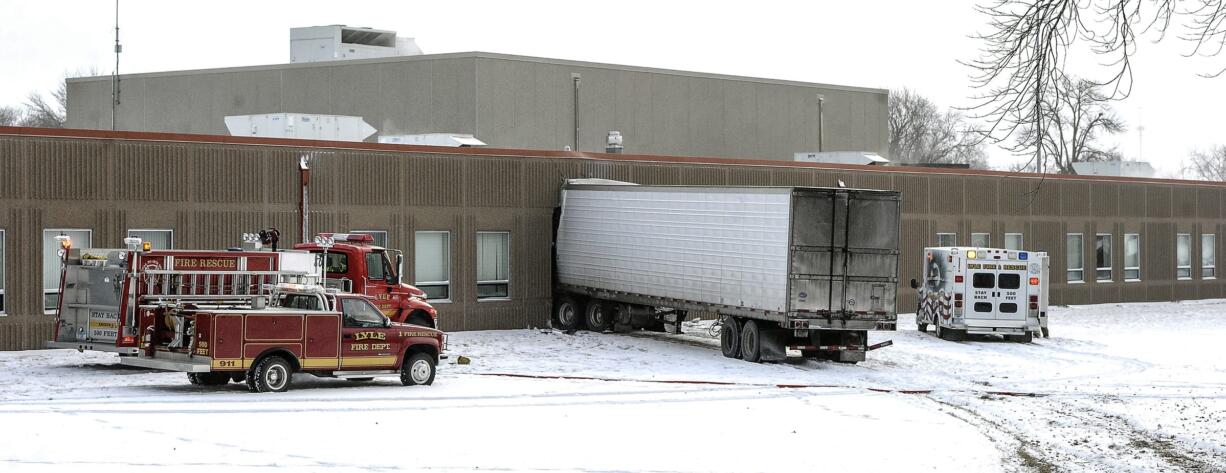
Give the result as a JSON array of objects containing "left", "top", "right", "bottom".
[{"left": 121, "top": 284, "right": 445, "bottom": 392}]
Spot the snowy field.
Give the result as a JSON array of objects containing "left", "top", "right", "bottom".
[{"left": 2, "top": 300, "right": 1225, "bottom": 472}]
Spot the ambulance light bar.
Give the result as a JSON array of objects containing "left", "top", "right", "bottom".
[{"left": 1019, "top": 252, "right": 1028, "bottom": 260}]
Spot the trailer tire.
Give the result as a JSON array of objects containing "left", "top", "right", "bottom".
[
  {"left": 584, "top": 300, "right": 612, "bottom": 332},
  {"left": 720, "top": 317, "right": 741, "bottom": 358},
  {"left": 554, "top": 296, "right": 582, "bottom": 332},
  {"left": 740, "top": 319, "right": 761, "bottom": 363},
  {"left": 251, "top": 355, "right": 293, "bottom": 393},
  {"left": 401, "top": 352, "right": 436, "bottom": 386}
]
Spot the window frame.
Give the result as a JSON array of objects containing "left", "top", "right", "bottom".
[
  {"left": 0, "top": 228, "right": 5, "bottom": 316},
  {"left": 1066, "top": 233, "right": 1084, "bottom": 283},
  {"left": 1123, "top": 233, "right": 1141, "bottom": 282},
  {"left": 971, "top": 232, "right": 991, "bottom": 248},
  {"left": 350, "top": 230, "right": 388, "bottom": 248},
  {"left": 1004, "top": 233, "right": 1024, "bottom": 251},
  {"left": 1177, "top": 233, "right": 1193, "bottom": 280},
  {"left": 43, "top": 228, "right": 93, "bottom": 314},
  {"left": 1095, "top": 233, "right": 1113, "bottom": 282},
  {"left": 127, "top": 228, "right": 174, "bottom": 250},
  {"left": 1203, "top": 234, "right": 1216, "bottom": 279},
  {"left": 476, "top": 231, "right": 512, "bottom": 301},
  {"left": 414, "top": 231, "right": 452, "bottom": 303},
  {"left": 936, "top": 233, "right": 957, "bottom": 247}
]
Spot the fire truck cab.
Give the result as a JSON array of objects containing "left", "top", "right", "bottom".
[
  {"left": 911, "top": 247, "right": 1049, "bottom": 342},
  {"left": 294, "top": 233, "right": 437, "bottom": 328},
  {"left": 121, "top": 283, "right": 445, "bottom": 392}
]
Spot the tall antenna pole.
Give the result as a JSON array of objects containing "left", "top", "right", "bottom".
[{"left": 111, "top": 0, "right": 121, "bottom": 130}]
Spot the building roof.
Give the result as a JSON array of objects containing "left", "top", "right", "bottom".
[
  {"left": 65, "top": 51, "right": 888, "bottom": 95},
  {"left": 0, "top": 125, "right": 1217, "bottom": 188}
]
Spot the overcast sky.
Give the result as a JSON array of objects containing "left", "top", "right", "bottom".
[{"left": 1, "top": 0, "right": 1222, "bottom": 175}]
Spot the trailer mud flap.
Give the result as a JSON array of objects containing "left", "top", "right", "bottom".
[
  {"left": 758, "top": 328, "right": 789, "bottom": 362},
  {"left": 868, "top": 340, "right": 893, "bottom": 351}
]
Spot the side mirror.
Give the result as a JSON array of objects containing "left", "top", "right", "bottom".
[
  {"left": 909, "top": 279, "right": 918, "bottom": 289},
  {"left": 395, "top": 253, "right": 404, "bottom": 285},
  {"left": 383, "top": 316, "right": 392, "bottom": 328}
]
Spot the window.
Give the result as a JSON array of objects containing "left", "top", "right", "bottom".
[
  {"left": 1203, "top": 234, "right": 1216, "bottom": 279},
  {"left": 1124, "top": 234, "right": 1141, "bottom": 281},
  {"left": 43, "top": 229, "right": 92, "bottom": 312},
  {"left": 324, "top": 252, "right": 349, "bottom": 274},
  {"left": 1095, "top": 234, "right": 1113, "bottom": 282},
  {"left": 1177, "top": 233, "right": 1192, "bottom": 279},
  {"left": 341, "top": 298, "right": 385, "bottom": 327},
  {"left": 0, "top": 229, "right": 5, "bottom": 315},
  {"left": 999, "top": 274, "right": 1021, "bottom": 289},
  {"left": 974, "top": 302, "right": 992, "bottom": 312},
  {"left": 1005, "top": 233, "right": 1024, "bottom": 251},
  {"left": 1000, "top": 303, "right": 1018, "bottom": 313},
  {"left": 366, "top": 251, "right": 392, "bottom": 281},
  {"left": 1067, "top": 234, "right": 1084, "bottom": 282},
  {"left": 415, "top": 231, "right": 450, "bottom": 301},
  {"left": 128, "top": 229, "right": 173, "bottom": 250},
  {"left": 476, "top": 231, "right": 510, "bottom": 300},
  {"left": 351, "top": 230, "right": 387, "bottom": 248},
  {"left": 971, "top": 233, "right": 990, "bottom": 248},
  {"left": 936, "top": 233, "right": 956, "bottom": 247},
  {"left": 972, "top": 273, "right": 995, "bottom": 288}
]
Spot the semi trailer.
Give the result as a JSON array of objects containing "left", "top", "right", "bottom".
[{"left": 552, "top": 181, "right": 901, "bottom": 363}]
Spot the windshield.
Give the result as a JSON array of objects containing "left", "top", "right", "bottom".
[{"left": 366, "top": 251, "right": 394, "bottom": 280}]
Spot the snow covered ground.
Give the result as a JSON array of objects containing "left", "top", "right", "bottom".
[{"left": 2, "top": 300, "right": 1224, "bottom": 472}]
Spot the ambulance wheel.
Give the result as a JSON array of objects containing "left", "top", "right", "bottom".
[
  {"left": 1007, "top": 333, "right": 1033, "bottom": 343},
  {"left": 554, "top": 296, "right": 581, "bottom": 331},
  {"left": 720, "top": 317, "right": 741, "bottom": 358},
  {"left": 917, "top": 322, "right": 928, "bottom": 333},
  {"left": 740, "top": 320, "right": 762, "bottom": 363},
  {"left": 401, "top": 353, "right": 436, "bottom": 386},
  {"left": 251, "top": 355, "right": 293, "bottom": 393},
  {"left": 584, "top": 299, "right": 612, "bottom": 332},
  {"left": 1041, "top": 327, "right": 1050, "bottom": 338}
]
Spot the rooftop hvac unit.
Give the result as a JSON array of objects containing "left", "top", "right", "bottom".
[
  {"left": 290, "top": 25, "right": 423, "bottom": 63},
  {"left": 1071, "top": 161, "right": 1156, "bottom": 178},
  {"left": 794, "top": 151, "right": 890, "bottom": 166},
  {"left": 224, "top": 113, "right": 378, "bottom": 142},
  {"left": 378, "top": 133, "right": 487, "bottom": 147}
]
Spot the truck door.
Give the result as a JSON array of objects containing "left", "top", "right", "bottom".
[
  {"left": 967, "top": 264, "right": 997, "bottom": 320},
  {"left": 338, "top": 297, "right": 397, "bottom": 370},
  {"left": 361, "top": 250, "right": 399, "bottom": 318},
  {"left": 995, "top": 264, "right": 1028, "bottom": 321}
]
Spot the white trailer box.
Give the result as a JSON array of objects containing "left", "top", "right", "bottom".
[
  {"left": 224, "top": 113, "right": 377, "bottom": 142},
  {"left": 911, "top": 247, "right": 1047, "bottom": 342},
  {"left": 554, "top": 182, "right": 901, "bottom": 363}
]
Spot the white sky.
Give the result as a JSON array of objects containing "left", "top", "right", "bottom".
[{"left": 1, "top": 0, "right": 1222, "bottom": 175}]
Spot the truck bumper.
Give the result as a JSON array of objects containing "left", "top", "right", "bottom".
[
  {"left": 960, "top": 318, "right": 1040, "bottom": 335},
  {"left": 786, "top": 318, "right": 896, "bottom": 331},
  {"left": 45, "top": 340, "right": 140, "bottom": 355},
  {"left": 120, "top": 353, "right": 212, "bottom": 373}
]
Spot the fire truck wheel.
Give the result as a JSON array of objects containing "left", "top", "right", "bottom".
[
  {"left": 720, "top": 317, "right": 741, "bottom": 358},
  {"left": 187, "top": 373, "right": 201, "bottom": 385},
  {"left": 584, "top": 300, "right": 612, "bottom": 332},
  {"left": 401, "top": 352, "right": 436, "bottom": 386},
  {"left": 739, "top": 320, "right": 761, "bottom": 363},
  {"left": 554, "top": 296, "right": 581, "bottom": 331},
  {"left": 251, "top": 355, "right": 293, "bottom": 393}
]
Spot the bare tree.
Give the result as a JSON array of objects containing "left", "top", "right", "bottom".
[
  {"left": 1009, "top": 77, "right": 1126, "bottom": 173},
  {"left": 0, "top": 106, "right": 22, "bottom": 126},
  {"left": 20, "top": 81, "right": 67, "bottom": 128},
  {"left": 967, "top": 1, "right": 1225, "bottom": 146},
  {"left": 889, "top": 89, "right": 988, "bottom": 168},
  {"left": 1184, "top": 145, "right": 1226, "bottom": 180}
]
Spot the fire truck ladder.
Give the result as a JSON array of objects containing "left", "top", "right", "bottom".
[{"left": 138, "top": 269, "right": 319, "bottom": 307}]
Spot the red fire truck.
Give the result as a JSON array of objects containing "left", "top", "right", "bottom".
[
  {"left": 293, "top": 233, "right": 438, "bottom": 328},
  {"left": 49, "top": 233, "right": 438, "bottom": 354},
  {"left": 120, "top": 282, "right": 444, "bottom": 392}
]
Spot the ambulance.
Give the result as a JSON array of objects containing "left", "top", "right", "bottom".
[{"left": 910, "top": 247, "right": 1049, "bottom": 342}]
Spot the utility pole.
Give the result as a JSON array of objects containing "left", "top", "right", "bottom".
[{"left": 111, "top": 0, "right": 122, "bottom": 130}]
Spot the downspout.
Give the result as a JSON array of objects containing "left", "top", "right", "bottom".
[
  {"left": 817, "top": 94, "right": 825, "bottom": 152},
  {"left": 299, "top": 156, "right": 310, "bottom": 243},
  {"left": 571, "top": 73, "right": 581, "bottom": 151}
]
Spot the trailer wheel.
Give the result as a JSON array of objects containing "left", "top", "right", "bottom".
[
  {"left": 584, "top": 300, "right": 611, "bottom": 332},
  {"left": 740, "top": 320, "right": 761, "bottom": 363},
  {"left": 401, "top": 352, "right": 436, "bottom": 386},
  {"left": 554, "top": 296, "right": 582, "bottom": 331},
  {"left": 251, "top": 355, "right": 293, "bottom": 393},
  {"left": 720, "top": 317, "right": 741, "bottom": 358}
]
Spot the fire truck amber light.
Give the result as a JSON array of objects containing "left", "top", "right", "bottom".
[
  {"left": 1030, "top": 277, "right": 1039, "bottom": 285},
  {"left": 142, "top": 242, "right": 152, "bottom": 251}
]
